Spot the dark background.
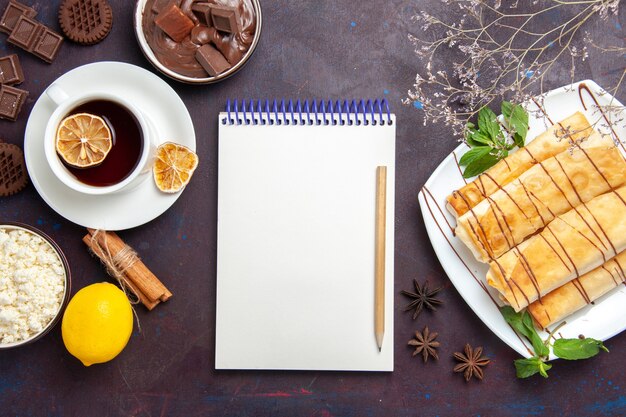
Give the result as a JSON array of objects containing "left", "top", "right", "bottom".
[{"left": 1, "top": 1, "right": 625, "bottom": 416}]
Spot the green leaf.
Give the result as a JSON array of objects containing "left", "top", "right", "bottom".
[
  {"left": 500, "top": 306, "right": 548, "bottom": 357},
  {"left": 462, "top": 153, "right": 499, "bottom": 178},
  {"left": 478, "top": 106, "right": 501, "bottom": 141},
  {"left": 501, "top": 101, "right": 528, "bottom": 148},
  {"left": 501, "top": 101, "right": 513, "bottom": 119},
  {"left": 459, "top": 146, "right": 492, "bottom": 167},
  {"left": 522, "top": 310, "right": 550, "bottom": 357},
  {"left": 470, "top": 131, "right": 493, "bottom": 145},
  {"left": 501, "top": 306, "right": 525, "bottom": 332},
  {"left": 553, "top": 338, "right": 609, "bottom": 360},
  {"left": 510, "top": 104, "right": 529, "bottom": 145},
  {"left": 514, "top": 357, "right": 552, "bottom": 379}
]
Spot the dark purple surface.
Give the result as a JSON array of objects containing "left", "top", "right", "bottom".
[{"left": 1, "top": 1, "right": 625, "bottom": 416}]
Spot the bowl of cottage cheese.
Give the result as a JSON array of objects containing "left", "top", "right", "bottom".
[{"left": 0, "top": 223, "right": 70, "bottom": 348}]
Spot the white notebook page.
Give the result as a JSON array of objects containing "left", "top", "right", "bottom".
[{"left": 216, "top": 113, "right": 395, "bottom": 371}]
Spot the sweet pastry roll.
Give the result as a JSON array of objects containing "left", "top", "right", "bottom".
[
  {"left": 456, "top": 132, "right": 626, "bottom": 262},
  {"left": 527, "top": 250, "right": 626, "bottom": 329},
  {"left": 486, "top": 185, "right": 626, "bottom": 311},
  {"left": 447, "top": 112, "right": 593, "bottom": 218}
]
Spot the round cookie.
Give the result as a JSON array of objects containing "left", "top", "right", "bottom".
[
  {"left": 0, "top": 142, "right": 28, "bottom": 197},
  {"left": 58, "top": 0, "right": 113, "bottom": 45}
]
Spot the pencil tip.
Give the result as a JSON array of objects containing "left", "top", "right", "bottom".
[{"left": 378, "top": 347, "right": 381, "bottom": 352}]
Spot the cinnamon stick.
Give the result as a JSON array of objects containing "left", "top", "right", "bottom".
[
  {"left": 82, "top": 234, "right": 160, "bottom": 310},
  {"left": 83, "top": 229, "right": 172, "bottom": 308}
]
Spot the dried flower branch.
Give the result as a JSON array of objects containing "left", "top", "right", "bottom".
[{"left": 405, "top": 0, "right": 624, "bottom": 141}]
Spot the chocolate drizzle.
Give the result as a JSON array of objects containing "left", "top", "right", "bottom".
[
  {"left": 560, "top": 216, "right": 606, "bottom": 260},
  {"left": 523, "top": 186, "right": 547, "bottom": 226},
  {"left": 578, "top": 82, "right": 626, "bottom": 154},
  {"left": 539, "top": 234, "right": 570, "bottom": 272},
  {"left": 423, "top": 186, "right": 455, "bottom": 235},
  {"left": 513, "top": 246, "right": 541, "bottom": 301},
  {"left": 485, "top": 195, "right": 514, "bottom": 248},
  {"left": 546, "top": 224, "right": 579, "bottom": 277},
  {"left": 452, "top": 152, "right": 468, "bottom": 184},
  {"left": 421, "top": 186, "right": 539, "bottom": 356},
  {"left": 570, "top": 278, "right": 592, "bottom": 304}
]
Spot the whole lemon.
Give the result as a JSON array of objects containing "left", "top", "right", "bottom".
[{"left": 62, "top": 282, "right": 133, "bottom": 366}]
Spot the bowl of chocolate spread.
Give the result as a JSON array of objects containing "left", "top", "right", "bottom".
[{"left": 134, "top": 0, "right": 261, "bottom": 84}]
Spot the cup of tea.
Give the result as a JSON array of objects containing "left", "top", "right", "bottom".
[{"left": 43, "top": 84, "right": 156, "bottom": 195}]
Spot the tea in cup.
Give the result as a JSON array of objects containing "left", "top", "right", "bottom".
[{"left": 43, "top": 84, "right": 156, "bottom": 195}]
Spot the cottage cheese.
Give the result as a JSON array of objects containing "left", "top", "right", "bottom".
[{"left": 0, "top": 227, "right": 65, "bottom": 344}]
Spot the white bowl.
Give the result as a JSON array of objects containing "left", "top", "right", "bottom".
[{"left": 0, "top": 223, "right": 71, "bottom": 349}]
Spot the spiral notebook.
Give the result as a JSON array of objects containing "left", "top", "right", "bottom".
[{"left": 215, "top": 99, "right": 395, "bottom": 371}]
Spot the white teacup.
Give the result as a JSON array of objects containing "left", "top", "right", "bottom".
[{"left": 43, "top": 84, "right": 156, "bottom": 195}]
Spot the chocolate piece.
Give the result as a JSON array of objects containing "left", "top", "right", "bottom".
[
  {"left": 154, "top": 3, "right": 194, "bottom": 42},
  {"left": 0, "top": 85, "right": 28, "bottom": 121},
  {"left": 7, "top": 15, "right": 43, "bottom": 51},
  {"left": 190, "top": 25, "right": 214, "bottom": 45},
  {"left": 31, "top": 26, "right": 63, "bottom": 62},
  {"left": 179, "top": 0, "right": 198, "bottom": 24},
  {"left": 0, "top": 55, "right": 24, "bottom": 85},
  {"left": 212, "top": 31, "right": 244, "bottom": 65},
  {"left": 0, "top": 0, "right": 37, "bottom": 34},
  {"left": 0, "top": 143, "right": 28, "bottom": 197},
  {"left": 151, "top": 0, "right": 172, "bottom": 14},
  {"left": 7, "top": 15, "right": 63, "bottom": 63},
  {"left": 191, "top": 2, "right": 211, "bottom": 26},
  {"left": 195, "top": 43, "right": 231, "bottom": 76},
  {"left": 210, "top": 4, "right": 240, "bottom": 34},
  {"left": 58, "top": 0, "right": 113, "bottom": 45}
]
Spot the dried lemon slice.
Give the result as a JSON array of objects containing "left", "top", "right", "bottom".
[
  {"left": 153, "top": 142, "right": 199, "bottom": 193},
  {"left": 56, "top": 113, "right": 112, "bottom": 168}
]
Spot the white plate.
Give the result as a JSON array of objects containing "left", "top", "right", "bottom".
[
  {"left": 24, "top": 62, "right": 196, "bottom": 231},
  {"left": 418, "top": 80, "right": 626, "bottom": 359}
]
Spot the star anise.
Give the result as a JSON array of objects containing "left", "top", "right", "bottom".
[
  {"left": 408, "top": 326, "right": 440, "bottom": 362},
  {"left": 453, "top": 344, "right": 490, "bottom": 382},
  {"left": 401, "top": 279, "right": 443, "bottom": 320}
]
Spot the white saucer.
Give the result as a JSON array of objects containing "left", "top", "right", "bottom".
[{"left": 24, "top": 61, "right": 196, "bottom": 230}]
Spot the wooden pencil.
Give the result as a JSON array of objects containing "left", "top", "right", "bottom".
[{"left": 375, "top": 166, "right": 387, "bottom": 351}]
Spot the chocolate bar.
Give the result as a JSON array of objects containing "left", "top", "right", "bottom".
[
  {"left": 191, "top": 3, "right": 211, "bottom": 26},
  {"left": 0, "top": 54, "right": 24, "bottom": 85},
  {"left": 7, "top": 15, "right": 42, "bottom": 50},
  {"left": 0, "top": 0, "right": 37, "bottom": 35},
  {"left": 195, "top": 44, "right": 231, "bottom": 76},
  {"left": 6, "top": 15, "right": 63, "bottom": 63},
  {"left": 155, "top": 3, "right": 194, "bottom": 42},
  {"left": 31, "top": 26, "right": 63, "bottom": 63},
  {"left": 210, "top": 4, "right": 241, "bottom": 34},
  {"left": 0, "top": 85, "right": 28, "bottom": 121}
]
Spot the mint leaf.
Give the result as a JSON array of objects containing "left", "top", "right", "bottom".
[
  {"left": 459, "top": 146, "right": 492, "bottom": 167},
  {"left": 462, "top": 153, "right": 499, "bottom": 178},
  {"left": 510, "top": 104, "right": 528, "bottom": 146},
  {"left": 522, "top": 310, "right": 549, "bottom": 357},
  {"left": 501, "top": 306, "right": 526, "bottom": 333},
  {"left": 553, "top": 338, "right": 609, "bottom": 360},
  {"left": 470, "top": 130, "right": 493, "bottom": 145},
  {"left": 500, "top": 306, "right": 548, "bottom": 357},
  {"left": 514, "top": 357, "right": 552, "bottom": 379},
  {"left": 501, "top": 101, "right": 513, "bottom": 119},
  {"left": 501, "top": 101, "right": 528, "bottom": 148},
  {"left": 477, "top": 106, "right": 501, "bottom": 141}
]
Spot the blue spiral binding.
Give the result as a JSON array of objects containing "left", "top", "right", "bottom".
[{"left": 221, "top": 99, "right": 393, "bottom": 126}]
